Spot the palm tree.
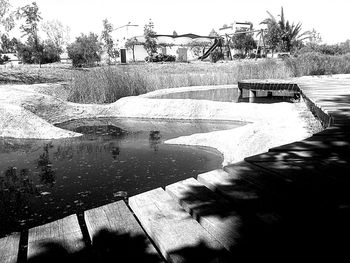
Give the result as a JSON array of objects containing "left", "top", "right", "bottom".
[{"left": 261, "top": 7, "right": 310, "bottom": 54}]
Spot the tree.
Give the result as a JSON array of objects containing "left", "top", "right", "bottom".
[
  {"left": 173, "top": 30, "right": 178, "bottom": 37},
  {"left": 125, "top": 37, "right": 140, "bottom": 62},
  {"left": 231, "top": 32, "right": 256, "bottom": 56},
  {"left": 41, "top": 19, "right": 70, "bottom": 55},
  {"left": 261, "top": 7, "right": 309, "bottom": 54},
  {"left": 0, "top": 34, "right": 17, "bottom": 52},
  {"left": 308, "top": 28, "right": 322, "bottom": 45},
  {"left": 1, "top": 0, "right": 16, "bottom": 63},
  {"left": 143, "top": 19, "right": 158, "bottom": 55},
  {"left": 209, "top": 29, "right": 219, "bottom": 37},
  {"left": 101, "top": 19, "right": 119, "bottom": 64},
  {"left": 340, "top": 39, "right": 350, "bottom": 54},
  {"left": 67, "top": 33, "right": 102, "bottom": 67},
  {"left": 16, "top": 1, "right": 43, "bottom": 65},
  {"left": 0, "top": 0, "right": 15, "bottom": 33}
]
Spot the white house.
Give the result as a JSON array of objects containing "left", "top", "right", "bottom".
[{"left": 125, "top": 33, "right": 215, "bottom": 62}]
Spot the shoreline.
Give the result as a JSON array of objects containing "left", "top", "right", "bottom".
[{"left": 0, "top": 83, "right": 322, "bottom": 165}]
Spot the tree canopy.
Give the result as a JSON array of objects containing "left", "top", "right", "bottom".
[{"left": 261, "top": 7, "right": 310, "bottom": 53}]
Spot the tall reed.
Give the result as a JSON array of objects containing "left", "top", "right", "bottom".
[{"left": 67, "top": 60, "right": 293, "bottom": 103}]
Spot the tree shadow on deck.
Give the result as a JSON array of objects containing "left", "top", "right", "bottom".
[
  {"left": 26, "top": 227, "right": 228, "bottom": 263},
  {"left": 27, "top": 228, "right": 162, "bottom": 263},
  {"left": 174, "top": 93, "right": 350, "bottom": 262}
]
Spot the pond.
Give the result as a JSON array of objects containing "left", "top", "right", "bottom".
[{"left": 0, "top": 118, "right": 245, "bottom": 237}]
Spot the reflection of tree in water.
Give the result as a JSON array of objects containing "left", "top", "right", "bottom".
[
  {"left": 37, "top": 143, "right": 56, "bottom": 188},
  {"left": 149, "top": 131, "right": 162, "bottom": 152},
  {"left": 0, "top": 167, "right": 38, "bottom": 196},
  {"left": 111, "top": 146, "right": 120, "bottom": 160},
  {"left": 0, "top": 167, "right": 39, "bottom": 235}
]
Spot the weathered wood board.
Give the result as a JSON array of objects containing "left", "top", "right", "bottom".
[
  {"left": 84, "top": 200, "right": 162, "bottom": 261},
  {"left": 27, "top": 214, "right": 84, "bottom": 260},
  {"left": 0, "top": 233, "right": 20, "bottom": 263},
  {"left": 129, "top": 188, "right": 228, "bottom": 263},
  {"left": 166, "top": 178, "right": 240, "bottom": 251}
]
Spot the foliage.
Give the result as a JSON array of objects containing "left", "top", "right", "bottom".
[
  {"left": 261, "top": 7, "right": 309, "bottom": 53},
  {"left": 16, "top": 2, "right": 44, "bottom": 64},
  {"left": 67, "top": 33, "right": 102, "bottom": 67},
  {"left": 65, "top": 60, "right": 293, "bottom": 103},
  {"left": 68, "top": 67, "right": 148, "bottom": 103},
  {"left": 231, "top": 32, "right": 256, "bottom": 56},
  {"left": 0, "top": 53, "right": 9, "bottom": 64},
  {"left": 339, "top": 40, "right": 350, "bottom": 54},
  {"left": 145, "top": 53, "right": 176, "bottom": 62},
  {"left": 143, "top": 19, "right": 158, "bottom": 55},
  {"left": 284, "top": 52, "right": 350, "bottom": 76},
  {"left": 0, "top": 34, "right": 17, "bottom": 52},
  {"left": 16, "top": 40, "right": 60, "bottom": 64},
  {"left": 125, "top": 37, "right": 140, "bottom": 62},
  {"left": 296, "top": 43, "right": 344, "bottom": 56},
  {"left": 0, "top": 0, "right": 15, "bottom": 32},
  {"left": 41, "top": 19, "right": 70, "bottom": 55},
  {"left": 209, "top": 29, "right": 220, "bottom": 37},
  {"left": 210, "top": 49, "right": 224, "bottom": 62},
  {"left": 308, "top": 28, "right": 322, "bottom": 45},
  {"left": 17, "top": 2, "right": 42, "bottom": 39},
  {"left": 101, "top": 19, "right": 119, "bottom": 64},
  {"left": 233, "top": 53, "right": 246, "bottom": 59}
]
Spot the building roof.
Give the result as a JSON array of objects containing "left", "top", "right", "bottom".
[{"left": 154, "top": 33, "right": 216, "bottom": 39}]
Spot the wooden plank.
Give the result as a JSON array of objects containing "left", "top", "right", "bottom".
[
  {"left": 84, "top": 201, "right": 162, "bottom": 261},
  {"left": 165, "top": 178, "right": 240, "bottom": 251},
  {"left": 0, "top": 233, "right": 20, "bottom": 263},
  {"left": 128, "top": 188, "right": 229, "bottom": 263},
  {"left": 197, "top": 169, "right": 262, "bottom": 201},
  {"left": 27, "top": 214, "right": 84, "bottom": 260}
]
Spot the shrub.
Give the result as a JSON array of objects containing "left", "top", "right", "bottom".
[
  {"left": 145, "top": 53, "right": 176, "bottom": 62},
  {"left": 0, "top": 54, "right": 10, "bottom": 64},
  {"left": 210, "top": 50, "right": 224, "bottom": 62},
  {"left": 233, "top": 53, "right": 246, "bottom": 60},
  {"left": 67, "top": 33, "right": 102, "bottom": 67},
  {"left": 15, "top": 41, "right": 61, "bottom": 64}
]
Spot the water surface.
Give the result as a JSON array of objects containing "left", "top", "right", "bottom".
[{"left": 0, "top": 118, "right": 244, "bottom": 236}]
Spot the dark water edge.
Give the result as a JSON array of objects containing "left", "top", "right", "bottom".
[{"left": 0, "top": 118, "right": 244, "bottom": 237}]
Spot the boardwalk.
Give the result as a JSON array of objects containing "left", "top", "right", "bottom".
[{"left": 1, "top": 75, "right": 350, "bottom": 262}]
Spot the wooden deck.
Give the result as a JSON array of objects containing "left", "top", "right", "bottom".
[{"left": 1, "top": 75, "right": 350, "bottom": 262}]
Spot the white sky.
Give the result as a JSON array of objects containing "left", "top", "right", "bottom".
[{"left": 10, "top": 0, "right": 350, "bottom": 44}]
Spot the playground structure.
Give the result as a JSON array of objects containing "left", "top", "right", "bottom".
[{"left": 199, "top": 23, "right": 268, "bottom": 61}]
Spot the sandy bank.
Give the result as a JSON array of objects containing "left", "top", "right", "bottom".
[{"left": 0, "top": 83, "right": 321, "bottom": 165}]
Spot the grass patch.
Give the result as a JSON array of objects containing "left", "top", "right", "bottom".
[
  {"left": 67, "top": 60, "right": 293, "bottom": 103},
  {"left": 2, "top": 53, "right": 350, "bottom": 104},
  {"left": 284, "top": 53, "right": 350, "bottom": 76}
]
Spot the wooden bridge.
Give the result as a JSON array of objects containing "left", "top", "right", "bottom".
[{"left": 1, "top": 75, "right": 350, "bottom": 263}]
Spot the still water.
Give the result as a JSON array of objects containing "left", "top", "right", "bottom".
[{"left": 0, "top": 118, "right": 244, "bottom": 236}]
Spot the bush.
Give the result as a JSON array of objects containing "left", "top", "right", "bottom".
[
  {"left": 67, "top": 33, "right": 102, "bottom": 67},
  {"left": 210, "top": 50, "right": 224, "bottom": 62},
  {"left": 232, "top": 53, "right": 246, "bottom": 60},
  {"left": 0, "top": 54, "right": 10, "bottom": 64},
  {"left": 145, "top": 53, "right": 176, "bottom": 62},
  {"left": 15, "top": 41, "right": 61, "bottom": 64},
  {"left": 249, "top": 53, "right": 256, "bottom": 59}
]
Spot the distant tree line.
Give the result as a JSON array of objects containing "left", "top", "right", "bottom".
[
  {"left": 2, "top": 1, "right": 350, "bottom": 66},
  {"left": 0, "top": 0, "right": 70, "bottom": 65}
]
